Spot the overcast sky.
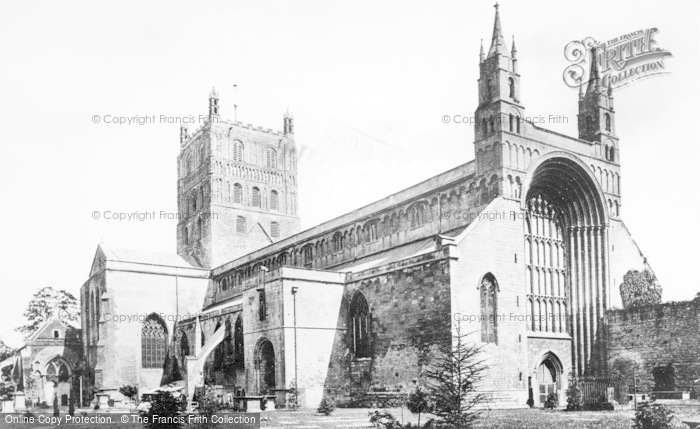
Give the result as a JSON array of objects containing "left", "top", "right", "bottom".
[{"left": 0, "top": 0, "right": 698, "bottom": 347}]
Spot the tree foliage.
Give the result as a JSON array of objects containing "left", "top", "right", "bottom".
[
  {"left": 16, "top": 287, "right": 80, "bottom": 338},
  {"left": 422, "top": 326, "right": 487, "bottom": 428},
  {"left": 140, "top": 391, "right": 184, "bottom": 429},
  {"left": 565, "top": 380, "right": 583, "bottom": 411},
  {"left": 620, "top": 269, "right": 662, "bottom": 309},
  {"left": 0, "top": 339, "right": 16, "bottom": 383},
  {"left": 68, "top": 388, "right": 75, "bottom": 416},
  {"left": 633, "top": 403, "right": 676, "bottom": 429},
  {"left": 317, "top": 395, "right": 335, "bottom": 416},
  {"left": 119, "top": 385, "right": 139, "bottom": 401},
  {"left": 53, "top": 394, "right": 59, "bottom": 417},
  {"left": 0, "top": 339, "right": 15, "bottom": 362},
  {"left": 544, "top": 392, "right": 559, "bottom": 409},
  {"left": 406, "top": 387, "right": 430, "bottom": 427}
]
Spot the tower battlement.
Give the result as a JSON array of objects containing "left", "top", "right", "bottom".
[{"left": 176, "top": 89, "right": 300, "bottom": 268}]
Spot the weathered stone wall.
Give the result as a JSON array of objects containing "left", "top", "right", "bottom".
[
  {"left": 605, "top": 297, "right": 700, "bottom": 394},
  {"left": 323, "top": 252, "right": 452, "bottom": 406}
]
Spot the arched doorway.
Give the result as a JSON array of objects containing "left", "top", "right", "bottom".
[
  {"left": 535, "top": 353, "right": 563, "bottom": 407},
  {"left": 45, "top": 357, "right": 72, "bottom": 406},
  {"left": 255, "top": 339, "right": 275, "bottom": 394}
]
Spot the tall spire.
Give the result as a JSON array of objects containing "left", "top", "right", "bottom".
[
  {"left": 488, "top": 2, "right": 508, "bottom": 57},
  {"left": 511, "top": 35, "right": 517, "bottom": 58},
  {"left": 479, "top": 39, "right": 485, "bottom": 63},
  {"left": 589, "top": 47, "right": 600, "bottom": 89}
]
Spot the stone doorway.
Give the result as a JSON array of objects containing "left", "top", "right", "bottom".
[
  {"left": 536, "top": 354, "right": 562, "bottom": 406},
  {"left": 255, "top": 339, "right": 275, "bottom": 395}
]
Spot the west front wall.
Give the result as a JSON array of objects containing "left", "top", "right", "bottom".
[{"left": 449, "top": 197, "right": 554, "bottom": 408}]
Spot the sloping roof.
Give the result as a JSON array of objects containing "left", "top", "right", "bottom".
[
  {"left": 330, "top": 237, "right": 437, "bottom": 274},
  {"left": 99, "top": 244, "right": 200, "bottom": 269},
  {"left": 25, "top": 317, "right": 62, "bottom": 341}
]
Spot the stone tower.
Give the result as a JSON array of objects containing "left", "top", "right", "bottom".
[
  {"left": 577, "top": 48, "right": 622, "bottom": 218},
  {"left": 176, "top": 88, "right": 300, "bottom": 268},
  {"left": 578, "top": 47, "right": 620, "bottom": 165},
  {"left": 473, "top": 4, "right": 525, "bottom": 197}
]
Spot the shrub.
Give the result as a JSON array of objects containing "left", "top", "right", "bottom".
[
  {"left": 119, "top": 385, "right": 139, "bottom": 402},
  {"left": 53, "top": 394, "right": 59, "bottom": 417},
  {"left": 68, "top": 389, "right": 75, "bottom": 416},
  {"left": 526, "top": 397, "right": 534, "bottom": 408},
  {"left": 633, "top": 403, "right": 676, "bottom": 429},
  {"left": 317, "top": 395, "right": 335, "bottom": 416},
  {"left": 406, "top": 387, "right": 430, "bottom": 427},
  {"left": 140, "top": 391, "right": 184, "bottom": 429},
  {"left": 544, "top": 393, "right": 558, "bottom": 409},
  {"left": 368, "top": 410, "right": 401, "bottom": 429},
  {"left": 196, "top": 385, "right": 224, "bottom": 418},
  {"left": 565, "top": 381, "right": 583, "bottom": 411}
]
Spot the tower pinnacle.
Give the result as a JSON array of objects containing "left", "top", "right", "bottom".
[{"left": 488, "top": 2, "right": 507, "bottom": 57}]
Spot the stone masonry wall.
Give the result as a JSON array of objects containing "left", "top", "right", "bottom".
[
  {"left": 323, "top": 253, "right": 452, "bottom": 406},
  {"left": 605, "top": 297, "right": 700, "bottom": 394}
]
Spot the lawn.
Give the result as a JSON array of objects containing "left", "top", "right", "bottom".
[{"left": 4, "top": 405, "right": 700, "bottom": 429}]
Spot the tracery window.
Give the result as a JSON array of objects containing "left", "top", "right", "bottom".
[
  {"left": 142, "top": 315, "right": 168, "bottom": 368},
  {"left": 349, "top": 292, "right": 371, "bottom": 358}
]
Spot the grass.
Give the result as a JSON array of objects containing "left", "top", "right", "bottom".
[
  {"left": 5, "top": 404, "right": 700, "bottom": 429},
  {"left": 473, "top": 408, "right": 635, "bottom": 429}
]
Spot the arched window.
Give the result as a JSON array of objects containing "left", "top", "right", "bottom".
[
  {"left": 489, "top": 115, "right": 495, "bottom": 133},
  {"left": 365, "top": 220, "right": 379, "bottom": 242},
  {"left": 233, "top": 183, "right": 242, "bottom": 204},
  {"left": 509, "top": 77, "right": 515, "bottom": 98},
  {"left": 482, "top": 118, "right": 487, "bottom": 136},
  {"left": 349, "top": 292, "right": 371, "bottom": 358},
  {"left": 197, "top": 217, "right": 203, "bottom": 240},
  {"left": 270, "top": 222, "right": 279, "bottom": 238},
  {"left": 46, "top": 358, "right": 71, "bottom": 383},
  {"left": 605, "top": 113, "right": 611, "bottom": 132},
  {"left": 270, "top": 190, "right": 279, "bottom": 211},
  {"left": 509, "top": 114, "right": 514, "bottom": 132},
  {"left": 142, "top": 315, "right": 168, "bottom": 368},
  {"left": 236, "top": 216, "right": 246, "bottom": 233},
  {"left": 332, "top": 231, "right": 342, "bottom": 253},
  {"left": 233, "top": 141, "right": 244, "bottom": 162},
  {"left": 487, "top": 79, "right": 493, "bottom": 99},
  {"left": 180, "top": 331, "right": 190, "bottom": 357},
  {"left": 184, "top": 227, "right": 189, "bottom": 245},
  {"left": 480, "top": 273, "right": 498, "bottom": 344},
  {"left": 252, "top": 187, "right": 261, "bottom": 207},
  {"left": 516, "top": 116, "right": 521, "bottom": 133},
  {"left": 266, "top": 148, "right": 277, "bottom": 168},
  {"left": 409, "top": 202, "right": 428, "bottom": 228},
  {"left": 302, "top": 244, "right": 313, "bottom": 266},
  {"left": 479, "top": 178, "right": 488, "bottom": 204},
  {"left": 489, "top": 174, "right": 499, "bottom": 197}
]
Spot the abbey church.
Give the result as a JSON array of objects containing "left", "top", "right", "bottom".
[{"left": 10, "top": 5, "right": 660, "bottom": 411}]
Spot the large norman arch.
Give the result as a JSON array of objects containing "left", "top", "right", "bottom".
[{"left": 521, "top": 152, "right": 609, "bottom": 376}]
